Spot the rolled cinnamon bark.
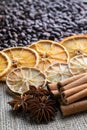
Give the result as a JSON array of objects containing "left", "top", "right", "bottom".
[
  {"left": 61, "top": 83, "right": 87, "bottom": 98},
  {"left": 47, "top": 83, "right": 60, "bottom": 96},
  {"left": 47, "top": 83, "right": 58, "bottom": 90},
  {"left": 58, "top": 73, "right": 86, "bottom": 89},
  {"left": 61, "top": 75, "right": 87, "bottom": 91},
  {"left": 51, "top": 90, "right": 59, "bottom": 97},
  {"left": 60, "top": 99, "right": 87, "bottom": 116},
  {"left": 63, "top": 88, "right": 87, "bottom": 104}
]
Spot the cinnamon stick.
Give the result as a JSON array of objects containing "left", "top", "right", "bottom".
[
  {"left": 58, "top": 73, "right": 86, "bottom": 89},
  {"left": 47, "top": 83, "right": 58, "bottom": 90},
  {"left": 61, "top": 83, "right": 87, "bottom": 98},
  {"left": 63, "top": 88, "right": 87, "bottom": 104},
  {"left": 60, "top": 99, "right": 87, "bottom": 116},
  {"left": 61, "top": 74, "right": 87, "bottom": 91},
  {"left": 47, "top": 83, "right": 60, "bottom": 97},
  {"left": 51, "top": 90, "right": 59, "bottom": 97}
]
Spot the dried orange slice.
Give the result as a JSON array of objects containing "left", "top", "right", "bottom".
[
  {"left": 60, "top": 34, "right": 87, "bottom": 58},
  {"left": 2, "top": 47, "right": 39, "bottom": 81},
  {"left": 3, "top": 47, "right": 39, "bottom": 68},
  {"left": 45, "top": 63, "right": 72, "bottom": 83},
  {"left": 0, "top": 51, "right": 11, "bottom": 79},
  {"left": 6, "top": 67, "right": 46, "bottom": 94},
  {"left": 29, "top": 40, "right": 69, "bottom": 72},
  {"left": 68, "top": 54, "right": 87, "bottom": 75}
]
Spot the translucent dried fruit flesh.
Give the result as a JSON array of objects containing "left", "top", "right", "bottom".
[
  {"left": 3, "top": 47, "right": 39, "bottom": 68},
  {"left": 6, "top": 67, "right": 46, "bottom": 94},
  {"left": 0, "top": 51, "right": 11, "bottom": 78},
  {"left": 2, "top": 47, "right": 39, "bottom": 81},
  {"left": 69, "top": 54, "right": 87, "bottom": 75},
  {"left": 60, "top": 35, "right": 87, "bottom": 58},
  {"left": 45, "top": 63, "right": 72, "bottom": 83},
  {"left": 29, "top": 40, "right": 69, "bottom": 72}
]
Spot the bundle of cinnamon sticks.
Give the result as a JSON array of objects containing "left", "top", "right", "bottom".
[{"left": 47, "top": 73, "right": 87, "bottom": 117}]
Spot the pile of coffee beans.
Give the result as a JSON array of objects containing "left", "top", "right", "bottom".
[{"left": 0, "top": 0, "right": 87, "bottom": 50}]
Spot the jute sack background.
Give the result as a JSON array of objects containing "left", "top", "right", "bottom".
[{"left": 0, "top": 83, "right": 87, "bottom": 130}]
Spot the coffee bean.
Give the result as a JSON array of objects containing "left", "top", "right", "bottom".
[
  {"left": 0, "top": 0, "right": 87, "bottom": 50},
  {"left": 21, "top": 32, "right": 26, "bottom": 38}
]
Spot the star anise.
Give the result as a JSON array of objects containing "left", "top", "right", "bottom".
[
  {"left": 8, "top": 94, "right": 30, "bottom": 112},
  {"left": 24, "top": 86, "right": 52, "bottom": 98},
  {"left": 28, "top": 96, "right": 56, "bottom": 123}
]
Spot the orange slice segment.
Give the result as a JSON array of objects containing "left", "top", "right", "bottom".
[
  {"left": 68, "top": 54, "right": 87, "bottom": 75},
  {"left": 45, "top": 63, "right": 72, "bottom": 83},
  {"left": 29, "top": 40, "right": 69, "bottom": 72},
  {"left": 6, "top": 67, "right": 46, "bottom": 94},
  {"left": 2, "top": 47, "right": 39, "bottom": 81},
  {"left": 60, "top": 34, "right": 87, "bottom": 58},
  {"left": 0, "top": 51, "right": 11, "bottom": 78},
  {"left": 3, "top": 47, "right": 39, "bottom": 68}
]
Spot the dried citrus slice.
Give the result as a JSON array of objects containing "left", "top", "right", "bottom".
[
  {"left": 60, "top": 34, "right": 87, "bottom": 58},
  {"left": 2, "top": 47, "right": 39, "bottom": 81},
  {"left": 6, "top": 67, "right": 46, "bottom": 94},
  {"left": 29, "top": 40, "right": 69, "bottom": 72},
  {"left": 0, "top": 51, "right": 11, "bottom": 78},
  {"left": 68, "top": 54, "right": 87, "bottom": 75},
  {"left": 45, "top": 63, "right": 72, "bottom": 83},
  {"left": 3, "top": 47, "right": 39, "bottom": 68}
]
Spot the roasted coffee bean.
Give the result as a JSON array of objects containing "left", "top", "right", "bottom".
[{"left": 0, "top": 0, "right": 87, "bottom": 49}]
